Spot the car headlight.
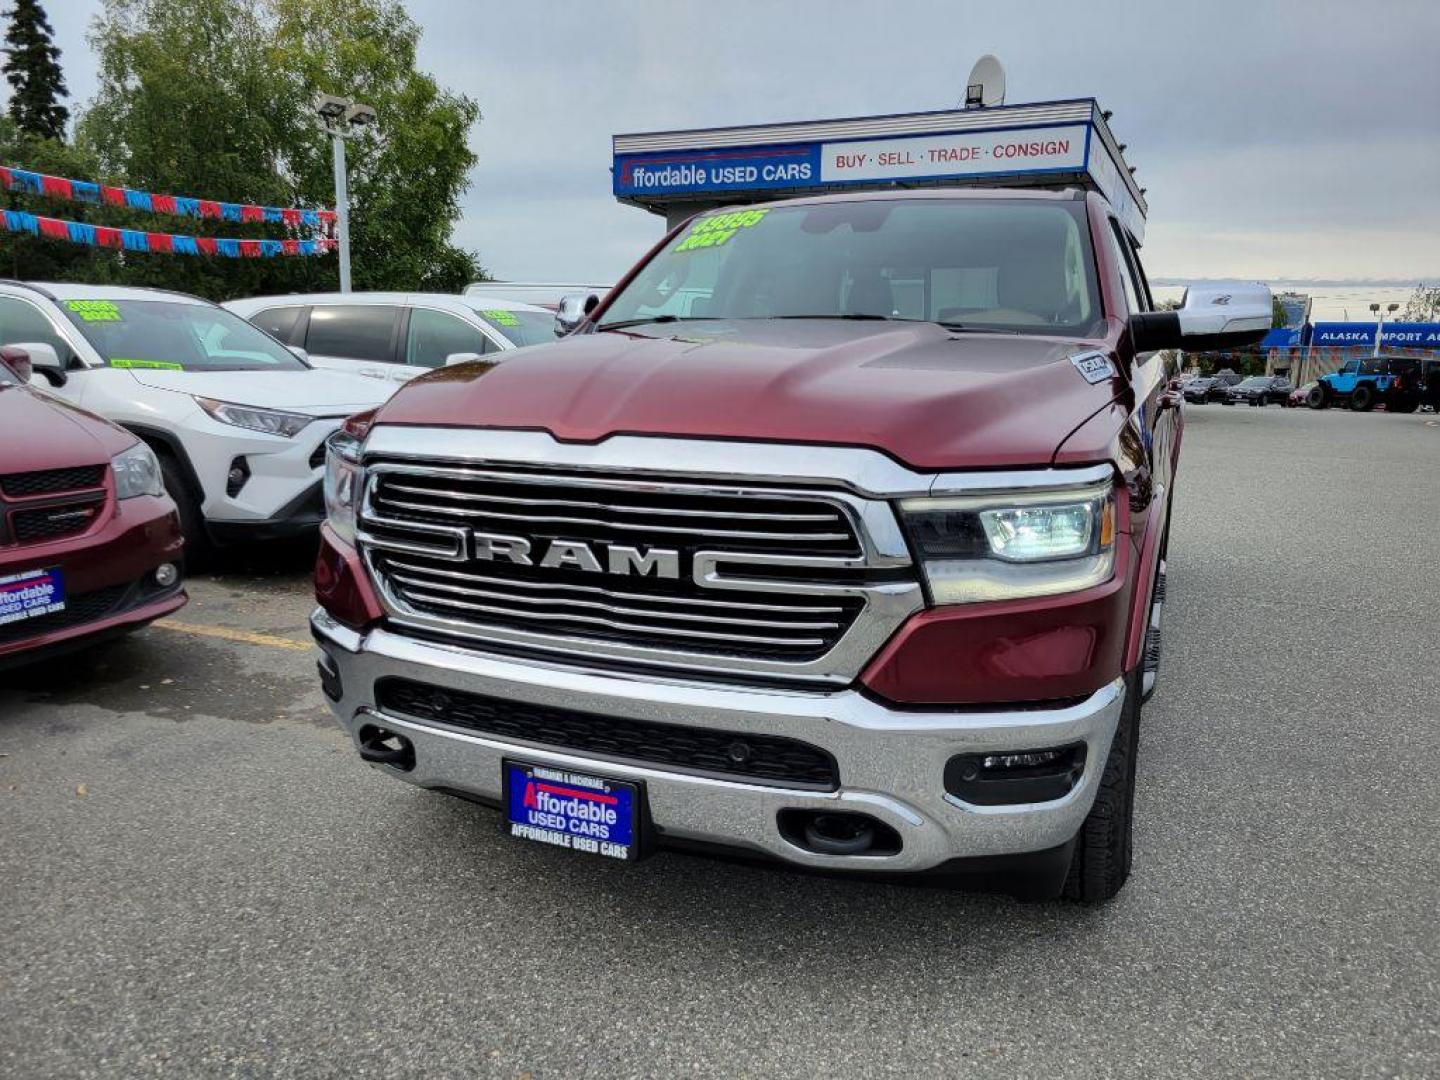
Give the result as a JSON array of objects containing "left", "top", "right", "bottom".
[
  {"left": 196, "top": 397, "right": 313, "bottom": 438},
  {"left": 112, "top": 442, "right": 165, "bottom": 500},
  {"left": 898, "top": 480, "right": 1116, "bottom": 605},
  {"left": 323, "top": 429, "right": 363, "bottom": 544}
]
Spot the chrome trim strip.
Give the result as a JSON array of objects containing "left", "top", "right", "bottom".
[{"left": 361, "top": 427, "right": 1116, "bottom": 502}]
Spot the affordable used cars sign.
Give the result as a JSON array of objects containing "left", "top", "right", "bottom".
[{"left": 614, "top": 144, "right": 821, "bottom": 196}]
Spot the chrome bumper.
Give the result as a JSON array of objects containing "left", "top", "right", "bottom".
[{"left": 313, "top": 609, "right": 1124, "bottom": 874}]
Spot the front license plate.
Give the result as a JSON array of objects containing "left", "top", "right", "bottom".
[
  {"left": 0, "top": 567, "right": 66, "bottom": 627},
  {"left": 503, "top": 760, "right": 641, "bottom": 861}
]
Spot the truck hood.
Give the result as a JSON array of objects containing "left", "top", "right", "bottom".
[
  {"left": 373, "top": 319, "right": 1123, "bottom": 470},
  {"left": 0, "top": 384, "right": 134, "bottom": 470},
  {"left": 125, "top": 368, "right": 391, "bottom": 416}
]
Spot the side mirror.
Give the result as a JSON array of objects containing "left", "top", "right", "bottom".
[
  {"left": 7, "top": 341, "right": 65, "bottom": 386},
  {"left": 286, "top": 345, "right": 310, "bottom": 363},
  {"left": 444, "top": 352, "right": 484, "bottom": 367},
  {"left": 1128, "top": 282, "right": 1273, "bottom": 354},
  {"left": 0, "top": 345, "right": 32, "bottom": 383},
  {"left": 554, "top": 293, "right": 600, "bottom": 337}
]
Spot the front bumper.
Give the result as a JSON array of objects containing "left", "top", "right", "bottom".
[
  {"left": 0, "top": 494, "right": 186, "bottom": 667},
  {"left": 313, "top": 610, "right": 1124, "bottom": 874}
]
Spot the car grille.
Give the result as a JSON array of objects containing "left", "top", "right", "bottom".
[
  {"left": 360, "top": 464, "right": 870, "bottom": 666},
  {"left": 377, "top": 677, "right": 840, "bottom": 790},
  {"left": 1, "top": 465, "right": 109, "bottom": 548},
  {"left": 0, "top": 465, "right": 106, "bottom": 499},
  {"left": 11, "top": 498, "right": 106, "bottom": 544}
]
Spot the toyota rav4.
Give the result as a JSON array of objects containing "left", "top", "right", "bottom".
[{"left": 312, "top": 189, "right": 1270, "bottom": 901}]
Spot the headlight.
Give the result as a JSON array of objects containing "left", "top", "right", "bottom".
[
  {"left": 899, "top": 480, "right": 1116, "bottom": 605},
  {"left": 112, "top": 442, "right": 165, "bottom": 499},
  {"left": 196, "top": 397, "right": 313, "bottom": 438},
  {"left": 323, "top": 429, "right": 363, "bottom": 544}
]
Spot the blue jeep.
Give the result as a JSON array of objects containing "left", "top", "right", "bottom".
[{"left": 1308, "top": 357, "right": 1422, "bottom": 413}]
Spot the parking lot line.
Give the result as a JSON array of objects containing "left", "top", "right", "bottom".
[{"left": 153, "top": 619, "right": 311, "bottom": 651}]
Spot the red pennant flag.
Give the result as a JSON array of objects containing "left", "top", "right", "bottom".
[
  {"left": 151, "top": 194, "right": 177, "bottom": 215},
  {"left": 100, "top": 185, "right": 126, "bottom": 207},
  {"left": 38, "top": 216, "right": 68, "bottom": 240},
  {"left": 41, "top": 175, "right": 72, "bottom": 200},
  {"left": 195, "top": 236, "right": 217, "bottom": 255},
  {"left": 146, "top": 232, "right": 174, "bottom": 253},
  {"left": 198, "top": 200, "right": 221, "bottom": 219},
  {"left": 94, "top": 226, "right": 123, "bottom": 248}
]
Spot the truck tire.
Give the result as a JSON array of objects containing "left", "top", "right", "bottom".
[
  {"left": 1062, "top": 672, "right": 1140, "bottom": 903},
  {"left": 157, "top": 449, "right": 211, "bottom": 565},
  {"left": 1351, "top": 384, "right": 1376, "bottom": 411},
  {"left": 1308, "top": 385, "right": 1329, "bottom": 409},
  {"left": 1390, "top": 395, "right": 1420, "bottom": 414}
]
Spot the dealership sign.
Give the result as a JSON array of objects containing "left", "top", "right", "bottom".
[
  {"left": 1310, "top": 322, "right": 1440, "bottom": 348},
  {"left": 614, "top": 115, "right": 1145, "bottom": 241}
]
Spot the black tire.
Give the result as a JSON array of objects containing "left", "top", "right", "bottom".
[
  {"left": 1062, "top": 671, "right": 1140, "bottom": 903},
  {"left": 1390, "top": 395, "right": 1420, "bottom": 414},
  {"left": 156, "top": 449, "right": 211, "bottom": 566},
  {"left": 1351, "top": 384, "right": 1376, "bottom": 411},
  {"left": 1307, "top": 385, "right": 1328, "bottom": 409}
]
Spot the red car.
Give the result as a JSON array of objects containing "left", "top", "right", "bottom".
[{"left": 0, "top": 345, "right": 186, "bottom": 668}]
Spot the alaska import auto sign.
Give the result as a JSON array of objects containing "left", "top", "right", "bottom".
[{"left": 1310, "top": 322, "right": 1440, "bottom": 348}]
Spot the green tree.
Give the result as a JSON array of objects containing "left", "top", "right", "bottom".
[
  {"left": 0, "top": 117, "right": 118, "bottom": 279},
  {"left": 2, "top": 0, "right": 69, "bottom": 140},
  {"left": 70, "top": 0, "right": 480, "bottom": 299}
]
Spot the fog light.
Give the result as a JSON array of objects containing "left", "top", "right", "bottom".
[
  {"left": 154, "top": 562, "right": 179, "bottom": 587},
  {"left": 226, "top": 456, "right": 250, "bottom": 497},
  {"left": 945, "top": 744, "right": 1087, "bottom": 806},
  {"left": 983, "top": 750, "right": 1066, "bottom": 771}
]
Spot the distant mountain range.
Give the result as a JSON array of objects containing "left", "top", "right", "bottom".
[{"left": 1152, "top": 278, "right": 1430, "bottom": 289}]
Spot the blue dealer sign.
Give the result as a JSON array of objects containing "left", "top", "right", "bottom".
[
  {"left": 614, "top": 144, "right": 821, "bottom": 197},
  {"left": 1310, "top": 322, "right": 1440, "bottom": 348}
]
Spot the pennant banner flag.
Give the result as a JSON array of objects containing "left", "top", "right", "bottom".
[
  {"left": 0, "top": 165, "right": 337, "bottom": 235},
  {"left": 2, "top": 210, "right": 339, "bottom": 258}
]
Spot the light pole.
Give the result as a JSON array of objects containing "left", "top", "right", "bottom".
[
  {"left": 312, "top": 93, "right": 378, "bottom": 293},
  {"left": 1369, "top": 301, "right": 1400, "bottom": 359}
]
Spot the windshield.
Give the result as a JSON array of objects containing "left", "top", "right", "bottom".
[
  {"left": 59, "top": 299, "right": 307, "bottom": 372},
  {"left": 468, "top": 306, "right": 558, "bottom": 348},
  {"left": 599, "top": 198, "right": 1101, "bottom": 336},
  {"left": 1238, "top": 378, "right": 1268, "bottom": 387}
]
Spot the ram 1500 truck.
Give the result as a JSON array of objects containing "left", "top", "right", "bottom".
[{"left": 312, "top": 189, "right": 1270, "bottom": 901}]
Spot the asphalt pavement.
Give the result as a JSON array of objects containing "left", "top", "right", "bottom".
[{"left": 2, "top": 404, "right": 1437, "bottom": 1079}]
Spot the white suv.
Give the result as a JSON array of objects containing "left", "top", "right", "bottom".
[
  {"left": 0, "top": 283, "right": 389, "bottom": 553},
  {"left": 223, "top": 292, "right": 559, "bottom": 384}
]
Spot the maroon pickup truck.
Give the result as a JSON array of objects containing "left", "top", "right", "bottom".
[
  {"left": 311, "top": 189, "right": 1269, "bottom": 901},
  {"left": 0, "top": 346, "right": 186, "bottom": 668}
]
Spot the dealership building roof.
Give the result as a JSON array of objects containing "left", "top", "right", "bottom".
[{"left": 612, "top": 98, "right": 1148, "bottom": 241}]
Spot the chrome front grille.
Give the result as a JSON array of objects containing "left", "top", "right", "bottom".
[
  {"left": 368, "top": 468, "right": 862, "bottom": 556},
  {"left": 357, "top": 455, "right": 922, "bottom": 684}
]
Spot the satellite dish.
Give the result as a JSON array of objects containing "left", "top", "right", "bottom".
[{"left": 964, "top": 54, "right": 1006, "bottom": 108}]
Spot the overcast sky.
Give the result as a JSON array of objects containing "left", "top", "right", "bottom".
[{"left": 36, "top": 0, "right": 1440, "bottom": 286}]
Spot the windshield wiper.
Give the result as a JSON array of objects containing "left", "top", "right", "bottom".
[
  {"left": 774, "top": 313, "right": 910, "bottom": 322},
  {"left": 598, "top": 315, "right": 706, "bottom": 331},
  {"left": 934, "top": 322, "right": 1022, "bottom": 335}
]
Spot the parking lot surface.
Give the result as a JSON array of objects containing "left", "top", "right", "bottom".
[{"left": 2, "top": 405, "right": 1437, "bottom": 1079}]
